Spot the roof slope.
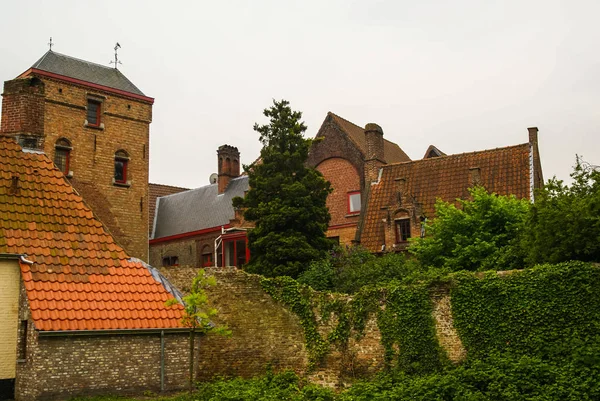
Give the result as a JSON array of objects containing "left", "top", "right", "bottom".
[
  {"left": 328, "top": 112, "right": 411, "bottom": 163},
  {"left": 153, "top": 176, "right": 249, "bottom": 239},
  {"left": 360, "top": 144, "right": 531, "bottom": 251},
  {"left": 26, "top": 50, "right": 145, "bottom": 96},
  {"left": 0, "top": 137, "right": 183, "bottom": 331},
  {"left": 149, "top": 183, "right": 190, "bottom": 234}
]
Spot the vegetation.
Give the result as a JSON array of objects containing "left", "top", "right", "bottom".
[
  {"left": 524, "top": 157, "right": 600, "bottom": 265},
  {"left": 233, "top": 99, "right": 332, "bottom": 279},
  {"left": 409, "top": 186, "right": 529, "bottom": 271},
  {"left": 166, "top": 270, "right": 230, "bottom": 390}
]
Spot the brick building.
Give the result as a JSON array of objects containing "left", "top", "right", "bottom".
[
  {"left": 149, "top": 145, "right": 251, "bottom": 269},
  {"left": 0, "top": 137, "right": 192, "bottom": 401},
  {"left": 359, "top": 127, "right": 543, "bottom": 251},
  {"left": 307, "top": 112, "right": 411, "bottom": 245},
  {"left": 1, "top": 50, "right": 153, "bottom": 261}
]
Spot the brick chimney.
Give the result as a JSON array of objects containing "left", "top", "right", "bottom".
[
  {"left": 217, "top": 145, "right": 241, "bottom": 194},
  {"left": 1, "top": 77, "right": 46, "bottom": 149},
  {"left": 364, "top": 123, "right": 385, "bottom": 184},
  {"left": 527, "top": 127, "right": 544, "bottom": 196}
]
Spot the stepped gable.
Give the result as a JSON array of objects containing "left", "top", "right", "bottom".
[
  {"left": 328, "top": 112, "right": 411, "bottom": 163},
  {"left": 360, "top": 143, "right": 531, "bottom": 251},
  {"left": 25, "top": 50, "right": 145, "bottom": 96},
  {"left": 0, "top": 137, "right": 183, "bottom": 331}
]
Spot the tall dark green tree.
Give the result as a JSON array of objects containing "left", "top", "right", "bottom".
[{"left": 233, "top": 100, "right": 332, "bottom": 278}]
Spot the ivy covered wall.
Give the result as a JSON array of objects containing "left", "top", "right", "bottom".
[{"left": 161, "top": 262, "right": 599, "bottom": 388}]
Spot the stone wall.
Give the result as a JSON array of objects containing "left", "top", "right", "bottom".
[
  {"left": 149, "top": 231, "right": 221, "bottom": 269},
  {"left": 161, "top": 267, "right": 467, "bottom": 388}
]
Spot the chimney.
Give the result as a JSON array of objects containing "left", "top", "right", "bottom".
[
  {"left": 364, "top": 123, "right": 385, "bottom": 184},
  {"left": 527, "top": 127, "right": 544, "bottom": 196},
  {"left": 217, "top": 145, "right": 241, "bottom": 194},
  {"left": 1, "top": 77, "right": 46, "bottom": 150}
]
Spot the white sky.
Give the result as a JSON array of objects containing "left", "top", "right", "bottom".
[{"left": 1, "top": 0, "right": 598, "bottom": 188}]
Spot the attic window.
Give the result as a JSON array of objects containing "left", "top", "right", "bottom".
[{"left": 395, "top": 219, "right": 411, "bottom": 243}]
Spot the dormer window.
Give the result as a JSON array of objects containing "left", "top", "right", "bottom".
[
  {"left": 395, "top": 218, "right": 411, "bottom": 243},
  {"left": 87, "top": 99, "right": 102, "bottom": 127}
]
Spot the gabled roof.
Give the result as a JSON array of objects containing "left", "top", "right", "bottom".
[
  {"left": 22, "top": 50, "right": 146, "bottom": 96},
  {"left": 328, "top": 112, "right": 411, "bottom": 163},
  {"left": 423, "top": 145, "right": 446, "bottom": 159},
  {"left": 360, "top": 143, "right": 531, "bottom": 251},
  {"left": 0, "top": 137, "right": 184, "bottom": 331},
  {"left": 149, "top": 183, "right": 190, "bottom": 234},
  {"left": 152, "top": 176, "right": 249, "bottom": 240}
]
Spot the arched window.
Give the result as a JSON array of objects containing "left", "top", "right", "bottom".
[
  {"left": 201, "top": 245, "right": 212, "bottom": 267},
  {"left": 54, "top": 138, "right": 72, "bottom": 175},
  {"left": 114, "top": 150, "right": 129, "bottom": 184}
]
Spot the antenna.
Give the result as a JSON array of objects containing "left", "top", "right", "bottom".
[
  {"left": 110, "top": 42, "right": 122, "bottom": 69},
  {"left": 48, "top": 37, "right": 53, "bottom": 51}
]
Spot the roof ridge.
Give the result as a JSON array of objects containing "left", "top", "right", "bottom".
[
  {"left": 40, "top": 50, "right": 119, "bottom": 72},
  {"left": 328, "top": 111, "right": 364, "bottom": 132},
  {"left": 150, "top": 183, "right": 190, "bottom": 191},
  {"left": 384, "top": 142, "right": 529, "bottom": 168}
]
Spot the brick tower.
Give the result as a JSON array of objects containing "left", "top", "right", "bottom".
[{"left": 0, "top": 50, "right": 154, "bottom": 261}]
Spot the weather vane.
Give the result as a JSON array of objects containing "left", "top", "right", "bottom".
[
  {"left": 110, "top": 42, "right": 122, "bottom": 69},
  {"left": 48, "top": 37, "right": 53, "bottom": 51}
]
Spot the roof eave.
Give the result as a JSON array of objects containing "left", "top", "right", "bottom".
[
  {"left": 18, "top": 68, "right": 155, "bottom": 104},
  {"left": 38, "top": 327, "right": 190, "bottom": 337}
]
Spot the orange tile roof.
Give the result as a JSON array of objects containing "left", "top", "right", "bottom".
[
  {"left": 0, "top": 137, "right": 184, "bottom": 331},
  {"left": 328, "top": 112, "right": 411, "bottom": 163},
  {"left": 360, "top": 144, "right": 531, "bottom": 251}
]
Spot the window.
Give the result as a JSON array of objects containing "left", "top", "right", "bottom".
[
  {"left": 201, "top": 245, "right": 212, "bottom": 267},
  {"left": 395, "top": 219, "right": 411, "bottom": 243},
  {"left": 53, "top": 138, "right": 72, "bottom": 175},
  {"left": 162, "top": 256, "right": 179, "bottom": 267},
  {"left": 87, "top": 99, "right": 101, "bottom": 127},
  {"left": 114, "top": 150, "right": 129, "bottom": 184},
  {"left": 348, "top": 191, "right": 361, "bottom": 214},
  {"left": 219, "top": 235, "right": 249, "bottom": 267}
]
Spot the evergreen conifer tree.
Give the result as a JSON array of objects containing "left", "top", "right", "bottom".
[{"left": 233, "top": 100, "right": 332, "bottom": 278}]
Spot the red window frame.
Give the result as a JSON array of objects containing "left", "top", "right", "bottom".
[
  {"left": 201, "top": 252, "right": 213, "bottom": 267},
  {"left": 87, "top": 99, "right": 102, "bottom": 127},
  {"left": 347, "top": 191, "right": 361, "bottom": 214},
  {"left": 220, "top": 233, "right": 250, "bottom": 267},
  {"left": 114, "top": 152, "right": 129, "bottom": 184}
]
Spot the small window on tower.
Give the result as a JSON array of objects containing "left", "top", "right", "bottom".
[
  {"left": 53, "top": 138, "right": 72, "bottom": 176},
  {"left": 87, "top": 99, "right": 102, "bottom": 127},
  {"left": 114, "top": 150, "right": 129, "bottom": 185},
  {"left": 348, "top": 191, "right": 361, "bottom": 214}
]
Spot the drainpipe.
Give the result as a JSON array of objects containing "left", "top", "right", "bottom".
[{"left": 160, "top": 330, "right": 165, "bottom": 391}]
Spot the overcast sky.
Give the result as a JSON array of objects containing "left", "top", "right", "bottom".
[{"left": 1, "top": 0, "right": 598, "bottom": 188}]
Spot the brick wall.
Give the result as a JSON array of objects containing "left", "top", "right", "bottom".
[
  {"left": 150, "top": 231, "right": 221, "bottom": 268},
  {"left": 316, "top": 158, "right": 361, "bottom": 234},
  {"left": 1, "top": 76, "right": 152, "bottom": 261},
  {"left": 162, "top": 267, "right": 466, "bottom": 388}
]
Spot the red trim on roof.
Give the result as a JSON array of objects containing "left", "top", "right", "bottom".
[
  {"left": 150, "top": 225, "right": 230, "bottom": 244},
  {"left": 19, "top": 68, "right": 155, "bottom": 104}
]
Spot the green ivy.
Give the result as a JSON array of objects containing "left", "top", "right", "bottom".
[
  {"left": 262, "top": 276, "right": 445, "bottom": 375},
  {"left": 451, "top": 261, "right": 600, "bottom": 360}
]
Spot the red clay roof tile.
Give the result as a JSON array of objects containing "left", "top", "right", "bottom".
[{"left": 0, "top": 137, "right": 184, "bottom": 331}]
